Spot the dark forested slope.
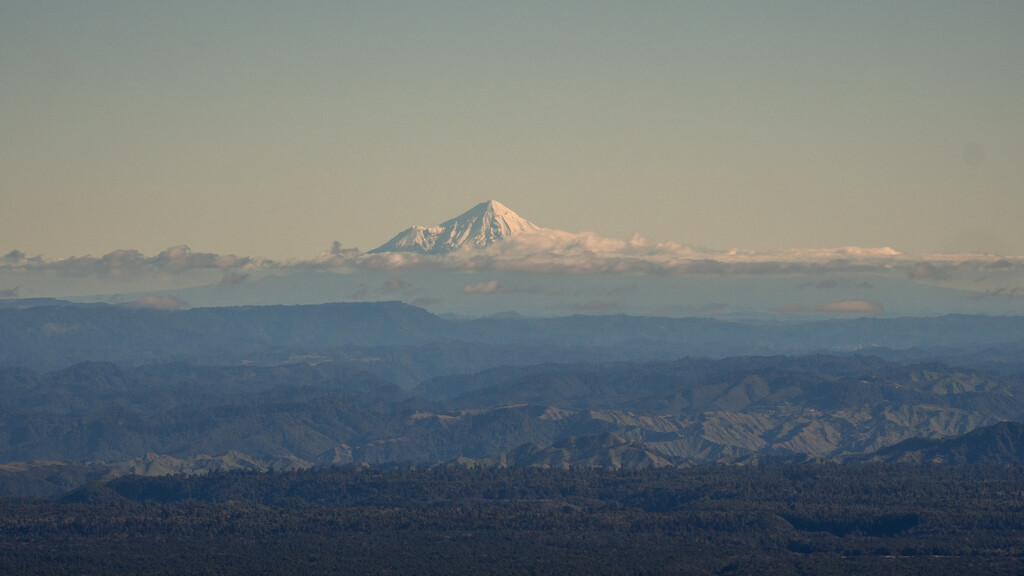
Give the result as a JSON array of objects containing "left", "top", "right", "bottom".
[
  {"left": 4, "top": 464, "right": 1024, "bottom": 575},
  {"left": 856, "top": 420, "right": 1024, "bottom": 464}
]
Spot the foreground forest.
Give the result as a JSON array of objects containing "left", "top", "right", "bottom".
[{"left": 4, "top": 464, "right": 1024, "bottom": 575}]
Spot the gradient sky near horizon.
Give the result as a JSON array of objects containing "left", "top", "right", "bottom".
[{"left": 2, "top": 1, "right": 1023, "bottom": 261}]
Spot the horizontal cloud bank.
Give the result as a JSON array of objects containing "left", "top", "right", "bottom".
[
  {"left": 2, "top": 227, "right": 1023, "bottom": 297},
  {"left": 2, "top": 246, "right": 258, "bottom": 280},
  {"left": 337, "top": 231, "right": 1024, "bottom": 296}
]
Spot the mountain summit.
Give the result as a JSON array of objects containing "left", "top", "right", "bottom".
[{"left": 369, "top": 200, "right": 541, "bottom": 254}]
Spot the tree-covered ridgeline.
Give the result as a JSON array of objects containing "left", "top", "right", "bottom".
[{"left": 4, "top": 464, "right": 1024, "bottom": 575}]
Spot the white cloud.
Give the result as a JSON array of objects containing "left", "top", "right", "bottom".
[
  {"left": 2, "top": 232, "right": 1022, "bottom": 301},
  {"left": 462, "top": 280, "right": 556, "bottom": 295},
  {"left": 329, "top": 228, "right": 924, "bottom": 276},
  {"left": 781, "top": 300, "right": 885, "bottom": 314},
  {"left": 2, "top": 245, "right": 262, "bottom": 279},
  {"left": 908, "top": 262, "right": 949, "bottom": 280},
  {"left": 464, "top": 281, "right": 503, "bottom": 294}
]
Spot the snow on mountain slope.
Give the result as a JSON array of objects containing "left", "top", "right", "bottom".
[{"left": 369, "top": 200, "right": 541, "bottom": 254}]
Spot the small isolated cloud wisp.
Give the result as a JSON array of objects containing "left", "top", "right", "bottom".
[
  {"left": 124, "top": 295, "right": 188, "bottom": 310},
  {"left": 384, "top": 278, "right": 408, "bottom": 293},
  {"left": 781, "top": 300, "right": 885, "bottom": 314},
  {"left": 464, "top": 281, "right": 505, "bottom": 294},
  {"left": 563, "top": 299, "right": 619, "bottom": 312},
  {"left": 220, "top": 272, "right": 250, "bottom": 285}
]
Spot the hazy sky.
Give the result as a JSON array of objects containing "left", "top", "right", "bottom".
[{"left": 2, "top": 1, "right": 1022, "bottom": 260}]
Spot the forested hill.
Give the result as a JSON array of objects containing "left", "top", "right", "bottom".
[
  {"left": 856, "top": 421, "right": 1024, "bottom": 464},
  {"left": 2, "top": 356, "right": 1023, "bottom": 483},
  {"left": 4, "top": 301, "right": 1024, "bottom": 501}
]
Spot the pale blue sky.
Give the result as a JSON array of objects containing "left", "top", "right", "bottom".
[{"left": 2, "top": 1, "right": 1022, "bottom": 260}]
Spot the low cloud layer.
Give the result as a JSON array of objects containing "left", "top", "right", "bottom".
[
  {"left": 3, "top": 229, "right": 1023, "bottom": 302},
  {"left": 339, "top": 230, "right": 1024, "bottom": 281},
  {"left": 2, "top": 246, "right": 259, "bottom": 279}
]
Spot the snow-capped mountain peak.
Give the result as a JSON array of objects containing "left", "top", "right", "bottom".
[{"left": 369, "top": 200, "right": 541, "bottom": 254}]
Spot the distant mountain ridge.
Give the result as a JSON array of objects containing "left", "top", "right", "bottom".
[
  {"left": 369, "top": 200, "right": 541, "bottom": 254},
  {"left": 5, "top": 302, "right": 1024, "bottom": 374}
]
